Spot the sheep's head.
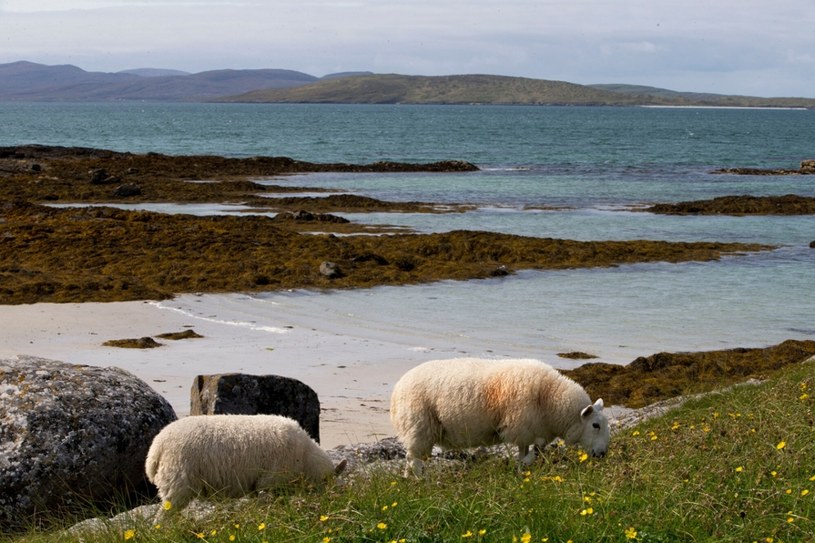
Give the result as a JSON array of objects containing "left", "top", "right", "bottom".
[{"left": 577, "top": 398, "right": 609, "bottom": 458}]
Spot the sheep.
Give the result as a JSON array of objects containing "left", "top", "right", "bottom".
[
  {"left": 145, "top": 414, "right": 345, "bottom": 512},
  {"left": 390, "top": 358, "right": 609, "bottom": 476}
]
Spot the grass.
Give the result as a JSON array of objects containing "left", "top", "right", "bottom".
[{"left": 10, "top": 361, "right": 814, "bottom": 543}]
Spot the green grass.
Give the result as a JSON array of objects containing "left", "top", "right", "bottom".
[{"left": 11, "top": 361, "right": 815, "bottom": 543}]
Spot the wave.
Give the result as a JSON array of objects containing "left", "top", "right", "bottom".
[{"left": 150, "top": 300, "right": 291, "bottom": 334}]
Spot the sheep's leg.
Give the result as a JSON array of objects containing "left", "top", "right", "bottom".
[
  {"left": 405, "top": 451, "right": 425, "bottom": 477},
  {"left": 518, "top": 444, "right": 536, "bottom": 465}
]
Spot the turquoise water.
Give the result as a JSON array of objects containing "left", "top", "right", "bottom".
[{"left": 2, "top": 102, "right": 813, "bottom": 364}]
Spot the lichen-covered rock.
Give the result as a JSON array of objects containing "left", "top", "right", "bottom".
[
  {"left": 191, "top": 373, "right": 320, "bottom": 442},
  {"left": 0, "top": 355, "right": 177, "bottom": 530}
]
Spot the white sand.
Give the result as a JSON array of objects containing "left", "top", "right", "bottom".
[{"left": 0, "top": 295, "right": 437, "bottom": 448}]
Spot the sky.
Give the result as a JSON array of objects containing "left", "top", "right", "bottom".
[{"left": 1, "top": 0, "right": 814, "bottom": 97}]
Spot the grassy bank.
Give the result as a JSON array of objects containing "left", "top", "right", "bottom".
[{"left": 13, "top": 360, "right": 814, "bottom": 543}]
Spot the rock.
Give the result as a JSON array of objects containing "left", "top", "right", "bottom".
[
  {"left": 319, "top": 260, "right": 343, "bottom": 278},
  {"left": 490, "top": 264, "right": 510, "bottom": 277},
  {"left": 190, "top": 373, "right": 321, "bottom": 442},
  {"left": 89, "top": 168, "right": 120, "bottom": 185},
  {"left": 0, "top": 355, "right": 177, "bottom": 531},
  {"left": 810, "top": 240, "right": 815, "bottom": 249},
  {"left": 271, "top": 210, "right": 350, "bottom": 224},
  {"left": 800, "top": 159, "right": 815, "bottom": 174},
  {"left": 112, "top": 183, "right": 142, "bottom": 197},
  {"left": 102, "top": 336, "right": 163, "bottom": 349}
]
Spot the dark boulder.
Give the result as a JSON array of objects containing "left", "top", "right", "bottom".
[
  {"left": 190, "top": 373, "right": 321, "bottom": 442},
  {"left": 0, "top": 356, "right": 177, "bottom": 531},
  {"left": 112, "top": 183, "right": 142, "bottom": 197},
  {"left": 89, "top": 168, "right": 121, "bottom": 185}
]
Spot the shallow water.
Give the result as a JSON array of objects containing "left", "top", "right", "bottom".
[{"left": 4, "top": 102, "right": 814, "bottom": 363}]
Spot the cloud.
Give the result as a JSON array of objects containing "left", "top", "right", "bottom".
[{"left": 0, "top": 0, "right": 813, "bottom": 96}]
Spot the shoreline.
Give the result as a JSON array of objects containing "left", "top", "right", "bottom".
[
  {"left": 5, "top": 295, "right": 813, "bottom": 450},
  {"left": 0, "top": 297, "right": 437, "bottom": 448}
]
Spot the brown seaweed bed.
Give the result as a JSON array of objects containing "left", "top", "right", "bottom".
[{"left": 2, "top": 145, "right": 812, "bottom": 407}]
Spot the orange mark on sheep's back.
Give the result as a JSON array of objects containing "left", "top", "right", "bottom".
[{"left": 483, "top": 375, "right": 510, "bottom": 417}]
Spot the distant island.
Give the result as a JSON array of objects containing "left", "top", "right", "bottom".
[{"left": 1, "top": 60, "right": 814, "bottom": 108}]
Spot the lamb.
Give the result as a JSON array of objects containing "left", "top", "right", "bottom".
[
  {"left": 390, "top": 358, "right": 610, "bottom": 476},
  {"left": 145, "top": 414, "right": 345, "bottom": 512}
]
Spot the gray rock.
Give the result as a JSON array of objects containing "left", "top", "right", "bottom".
[
  {"left": 190, "top": 373, "right": 321, "bottom": 442},
  {"left": 319, "top": 260, "right": 343, "bottom": 278},
  {"left": 0, "top": 355, "right": 177, "bottom": 531}
]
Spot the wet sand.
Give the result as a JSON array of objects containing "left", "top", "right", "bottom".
[{"left": 0, "top": 296, "right": 435, "bottom": 448}]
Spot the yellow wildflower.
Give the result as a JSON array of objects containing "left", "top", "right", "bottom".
[
  {"left": 478, "top": 529, "right": 487, "bottom": 536},
  {"left": 801, "top": 489, "right": 810, "bottom": 496},
  {"left": 123, "top": 529, "right": 136, "bottom": 540},
  {"left": 320, "top": 515, "right": 330, "bottom": 522},
  {"left": 625, "top": 526, "right": 638, "bottom": 539},
  {"left": 229, "top": 535, "right": 236, "bottom": 542},
  {"left": 520, "top": 532, "right": 532, "bottom": 543},
  {"left": 735, "top": 466, "right": 744, "bottom": 473},
  {"left": 579, "top": 507, "right": 594, "bottom": 516},
  {"left": 258, "top": 522, "right": 266, "bottom": 531},
  {"left": 462, "top": 530, "right": 474, "bottom": 538},
  {"left": 377, "top": 522, "right": 388, "bottom": 530},
  {"left": 578, "top": 451, "right": 589, "bottom": 462},
  {"left": 162, "top": 500, "right": 172, "bottom": 511},
  {"left": 631, "top": 430, "right": 640, "bottom": 436},
  {"left": 776, "top": 441, "right": 786, "bottom": 450},
  {"left": 323, "top": 537, "right": 332, "bottom": 543}
]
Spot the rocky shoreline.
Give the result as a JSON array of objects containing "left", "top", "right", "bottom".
[{"left": 0, "top": 146, "right": 783, "bottom": 304}]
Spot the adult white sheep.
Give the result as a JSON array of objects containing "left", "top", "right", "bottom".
[
  {"left": 390, "top": 358, "right": 609, "bottom": 476},
  {"left": 145, "top": 414, "right": 345, "bottom": 512}
]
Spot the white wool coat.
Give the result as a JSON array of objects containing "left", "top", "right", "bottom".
[
  {"left": 390, "top": 358, "right": 606, "bottom": 474},
  {"left": 145, "top": 414, "right": 336, "bottom": 510}
]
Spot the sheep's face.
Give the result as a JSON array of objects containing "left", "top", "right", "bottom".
[{"left": 578, "top": 398, "right": 609, "bottom": 457}]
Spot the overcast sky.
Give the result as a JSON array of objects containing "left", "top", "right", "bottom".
[{"left": 1, "top": 0, "right": 813, "bottom": 97}]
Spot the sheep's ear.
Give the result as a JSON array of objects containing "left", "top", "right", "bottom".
[
  {"left": 335, "top": 459, "right": 348, "bottom": 476},
  {"left": 581, "top": 404, "right": 594, "bottom": 418},
  {"left": 594, "top": 398, "right": 604, "bottom": 411}
]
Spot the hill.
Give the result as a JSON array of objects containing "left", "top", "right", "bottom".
[
  {"left": 0, "top": 61, "right": 317, "bottom": 101},
  {"left": 220, "top": 73, "right": 656, "bottom": 105},
  {"left": 220, "top": 73, "right": 815, "bottom": 107},
  {"left": 2, "top": 61, "right": 814, "bottom": 107},
  {"left": 590, "top": 83, "right": 815, "bottom": 108}
]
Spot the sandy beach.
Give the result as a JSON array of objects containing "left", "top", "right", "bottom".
[{"left": 0, "top": 295, "right": 451, "bottom": 449}]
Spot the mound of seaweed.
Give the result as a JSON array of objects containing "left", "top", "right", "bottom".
[
  {"left": 0, "top": 201, "right": 769, "bottom": 304},
  {"left": 563, "top": 339, "right": 815, "bottom": 408},
  {"left": 645, "top": 194, "right": 815, "bottom": 215}
]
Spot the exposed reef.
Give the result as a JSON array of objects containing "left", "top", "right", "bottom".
[
  {"left": 0, "top": 146, "right": 772, "bottom": 304},
  {"left": 712, "top": 159, "right": 815, "bottom": 176},
  {"left": 644, "top": 194, "right": 815, "bottom": 215},
  {"left": 563, "top": 339, "right": 815, "bottom": 408}
]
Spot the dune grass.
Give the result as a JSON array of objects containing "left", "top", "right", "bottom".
[{"left": 11, "top": 360, "right": 814, "bottom": 543}]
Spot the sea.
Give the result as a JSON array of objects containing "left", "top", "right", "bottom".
[{"left": 2, "top": 102, "right": 814, "bottom": 367}]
